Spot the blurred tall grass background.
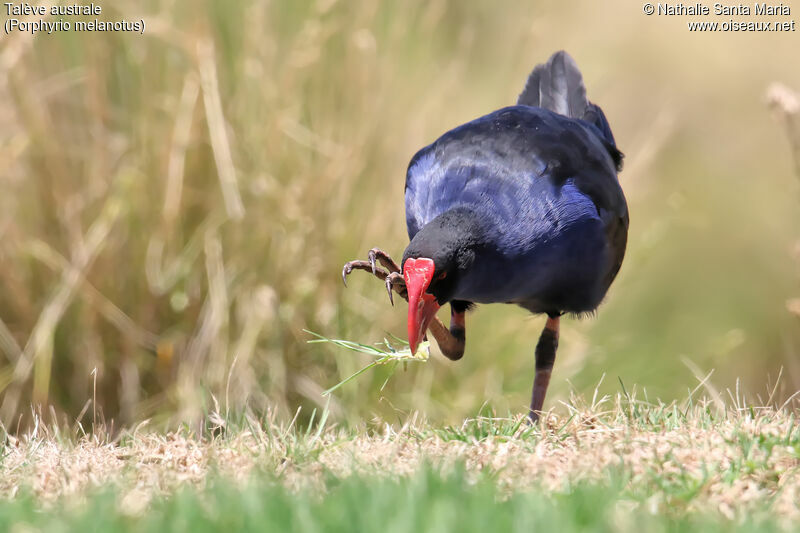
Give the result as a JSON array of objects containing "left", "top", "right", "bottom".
[{"left": 0, "top": 0, "right": 799, "bottom": 428}]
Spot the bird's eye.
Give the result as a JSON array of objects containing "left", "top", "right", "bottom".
[{"left": 437, "top": 272, "right": 447, "bottom": 280}]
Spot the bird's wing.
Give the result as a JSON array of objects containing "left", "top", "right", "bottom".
[{"left": 404, "top": 105, "right": 627, "bottom": 243}]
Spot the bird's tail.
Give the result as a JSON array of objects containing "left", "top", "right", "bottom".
[{"left": 518, "top": 51, "right": 623, "bottom": 170}]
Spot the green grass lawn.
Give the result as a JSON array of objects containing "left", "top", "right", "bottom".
[
  {"left": 0, "top": 395, "right": 798, "bottom": 532},
  {"left": 0, "top": 467, "right": 788, "bottom": 533}
]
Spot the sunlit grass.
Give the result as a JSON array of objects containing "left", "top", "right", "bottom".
[{"left": 1, "top": 392, "right": 799, "bottom": 529}]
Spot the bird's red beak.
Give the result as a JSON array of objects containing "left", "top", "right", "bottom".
[{"left": 404, "top": 257, "right": 440, "bottom": 355}]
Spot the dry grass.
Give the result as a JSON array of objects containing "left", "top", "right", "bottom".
[
  {"left": 768, "top": 81, "right": 800, "bottom": 322},
  {"left": 1, "top": 394, "right": 799, "bottom": 523}
]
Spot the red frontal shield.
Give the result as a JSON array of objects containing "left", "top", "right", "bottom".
[{"left": 403, "top": 257, "right": 440, "bottom": 355}]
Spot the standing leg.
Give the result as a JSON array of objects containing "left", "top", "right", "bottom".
[{"left": 529, "top": 316, "right": 560, "bottom": 423}]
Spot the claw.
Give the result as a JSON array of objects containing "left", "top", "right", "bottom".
[
  {"left": 368, "top": 247, "right": 401, "bottom": 274},
  {"left": 384, "top": 271, "right": 408, "bottom": 306},
  {"left": 385, "top": 276, "right": 394, "bottom": 306},
  {"left": 368, "top": 250, "right": 378, "bottom": 275},
  {"left": 342, "top": 264, "right": 350, "bottom": 287}
]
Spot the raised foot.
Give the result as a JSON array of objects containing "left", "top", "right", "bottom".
[
  {"left": 342, "top": 248, "right": 407, "bottom": 305},
  {"left": 342, "top": 248, "right": 466, "bottom": 363}
]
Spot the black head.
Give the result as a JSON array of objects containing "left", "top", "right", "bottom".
[
  {"left": 401, "top": 207, "right": 486, "bottom": 355},
  {"left": 401, "top": 207, "right": 485, "bottom": 305}
]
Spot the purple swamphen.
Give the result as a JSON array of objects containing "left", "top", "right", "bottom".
[{"left": 343, "top": 51, "right": 628, "bottom": 422}]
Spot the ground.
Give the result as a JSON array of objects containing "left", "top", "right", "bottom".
[{"left": 0, "top": 394, "right": 798, "bottom": 531}]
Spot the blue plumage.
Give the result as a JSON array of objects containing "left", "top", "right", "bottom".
[
  {"left": 403, "top": 103, "right": 627, "bottom": 316},
  {"left": 343, "top": 51, "right": 629, "bottom": 421}
]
